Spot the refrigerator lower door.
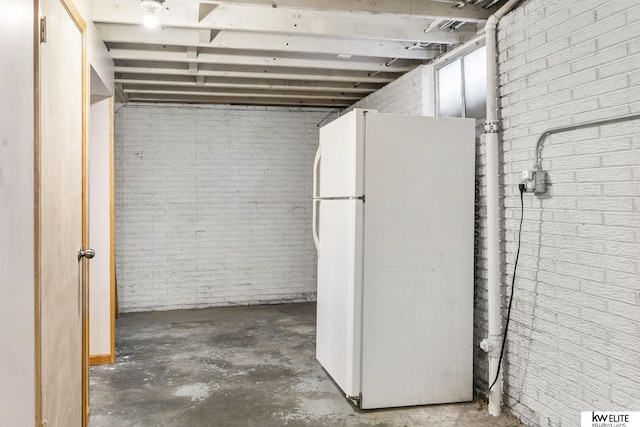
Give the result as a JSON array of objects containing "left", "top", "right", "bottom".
[{"left": 315, "top": 199, "right": 363, "bottom": 398}]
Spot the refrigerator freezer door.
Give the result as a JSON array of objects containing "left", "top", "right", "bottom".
[
  {"left": 317, "top": 109, "right": 371, "bottom": 198},
  {"left": 315, "top": 199, "right": 364, "bottom": 398},
  {"left": 360, "top": 114, "right": 475, "bottom": 409}
]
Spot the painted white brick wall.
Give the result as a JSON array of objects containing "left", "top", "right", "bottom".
[
  {"left": 494, "top": 0, "right": 640, "bottom": 425},
  {"left": 114, "top": 104, "right": 331, "bottom": 312},
  {"left": 348, "top": 64, "right": 432, "bottom": 115}
]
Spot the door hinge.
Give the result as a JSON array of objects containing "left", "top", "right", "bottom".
[{"left": 40, "top": 16, "right": 47, "bottom": 43}]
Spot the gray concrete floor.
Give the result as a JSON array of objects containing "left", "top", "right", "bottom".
[{"left": 89, "top": 302, "right": 522, "bottom": 427}]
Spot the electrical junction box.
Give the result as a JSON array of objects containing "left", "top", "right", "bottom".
[{"left": 521, "top": 169, "right": 547, "bottom": 194}]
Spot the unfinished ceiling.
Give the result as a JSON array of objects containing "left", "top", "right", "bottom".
[{"left": 93, "top": 0, "right": 507, "bottom": 107}]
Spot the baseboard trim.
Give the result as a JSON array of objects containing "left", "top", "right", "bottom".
[{"left": 90, "top": 354, "right": 114, "bottom": 366}]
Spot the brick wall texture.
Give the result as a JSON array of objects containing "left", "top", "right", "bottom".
[
  {"left": 349, "top": 64, "right": 428, "bottom": 114},
  {"left": 493, "top": 0, "right": 640, "bottom": 425},
  {"left": 114, "top": 104, "right": 331, "bottom": 312}
]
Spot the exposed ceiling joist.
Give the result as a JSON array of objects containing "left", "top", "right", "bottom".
[
  {"left": 93, "top": 2, "right": 475, "bottom": 44},
  {"left": 122, "top": 85, "right": 362, "bottom": 100},
  {"left": 115, "top": 74, "right": 383, "bottom": 93},
  {"left": 201, "top": 0, "right": 493, "bottom": 21},
  {"left": 114, "top": 64, "right": 398, "bottom": 84},
  {"left": 94, "top": 0, "right": 507, "bottom": 106},
  {"left": 96, "top": 24, "right": 440, "bottom": 60},
  {"left": 126, "top": 92, "right": 353, "bottom": 107},
  {"left": 107, "top": 45, "right": 419, "bottom": 73}
]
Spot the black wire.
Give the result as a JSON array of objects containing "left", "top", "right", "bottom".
[
  {"left": 489, "top": 184, "right": 525, "bottom": 391},
  {"left": 316, "top": 108, "right": 341, "bottom": 128}
]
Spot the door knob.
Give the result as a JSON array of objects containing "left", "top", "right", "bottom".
[{"left": 78, "top": 248, "right": 95, "bottom": 260}]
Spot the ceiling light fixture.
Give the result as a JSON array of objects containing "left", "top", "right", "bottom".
[{"left": 140, "top": 0, "right": 164, "bottom": 28}]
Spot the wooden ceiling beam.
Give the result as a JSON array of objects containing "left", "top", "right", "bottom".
[
  {"left": 106, "top": 45, "right": 419, "bottom": 73},
  {"left": 114, "top": 74, "right": 383, "bottom": 93},
  {"left": 125, "top": 92, "right": 353, "bottom": 107},
  {"left": 201, "top": 0, "right": 493, "bottom": 21},
  {"left": 122, "top": 85, "right": 362, "bottom": 100},
  {"left": 93, "top": 1, "right": 475, "bottom": 44},
  {"left": 113, "top": 63, "right": 398, "bottom": 83},
  {"left": 96, "top": 24, "right": 442, "bottom": 60}
]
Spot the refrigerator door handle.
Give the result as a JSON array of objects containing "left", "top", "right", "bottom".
[
  {"left": 312, "top": 199, "right": 320, "bottom": 253},
  {"left": 312, "top": 144, "right": 321, "bottom": 253},
  {"left": 313, "top": 143, "right": 321, "bottom": 199}
]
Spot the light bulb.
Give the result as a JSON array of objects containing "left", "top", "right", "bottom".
[
  {"left": 143, "top": 11, "right": 159, "bottom": 28},
  {"left": 141, "top": 0, "right": 163, "bottom": 28}
]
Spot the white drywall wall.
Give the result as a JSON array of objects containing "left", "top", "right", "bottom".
[
  {"left": 89, "top": 96, "right": 112, "bottom": 357},
  {"left": 73, "top": 0, "right": 114, "bottom": 94},
  {"left": 0, "top": 1, "right": 36, "bottom": 425}
]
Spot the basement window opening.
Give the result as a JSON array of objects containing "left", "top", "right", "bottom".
[{"left": 436, "top": 44, "right": 487, "bottom": 119}]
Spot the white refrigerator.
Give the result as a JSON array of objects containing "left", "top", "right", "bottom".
[{"left": 312, "top": 109, "right": 475, "bottom": 409}]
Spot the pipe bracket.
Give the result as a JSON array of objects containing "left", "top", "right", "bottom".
[
  {"left": 480, "top": 337, "right": 502, "bottom": 357},
  {"left": 484, "top": 121, "right": 499, "bottom": 133}
]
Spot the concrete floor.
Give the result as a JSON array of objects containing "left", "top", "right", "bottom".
[{"left": 89, "top": 302, "right": 522, "bottom": 427}]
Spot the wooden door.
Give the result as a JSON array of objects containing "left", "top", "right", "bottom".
[{"left": 37, "top": 0, "right": 87, "bottom": 425}]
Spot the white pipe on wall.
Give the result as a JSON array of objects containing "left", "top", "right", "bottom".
[{"left": 482, "top": 0, "right": 523, "bottom": 417}]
